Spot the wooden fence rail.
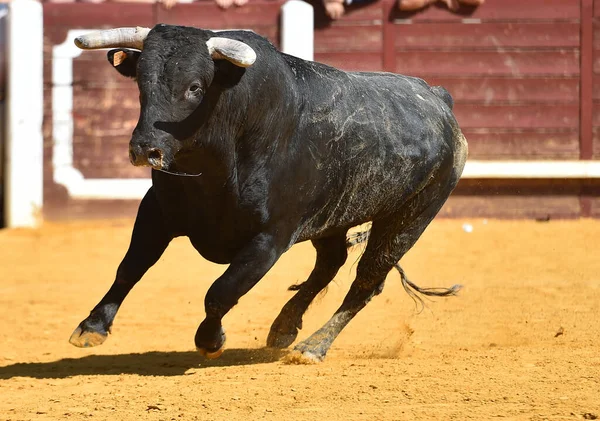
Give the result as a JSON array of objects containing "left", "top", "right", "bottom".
[{"left": 30, "top": 0, "right": 600, "bottom": 220}]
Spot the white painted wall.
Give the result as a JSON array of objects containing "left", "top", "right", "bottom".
[
  {"left": 281, "top": 0, "right": 314, "bottom": 61},
  {"left": 52, "top": 30, "right": 151, "bottom": 201},
  {"left": 461, "top": 160, "right": 600, "bottom": 179},
  {"left": 4, "top": 2, "right": 600, "bottom": 228},
  {"left": 48, "top": 0, "right": 316, "bottom": 203},
  {"left": 5, "top": 0, "right": 44, "bottom": 227}
]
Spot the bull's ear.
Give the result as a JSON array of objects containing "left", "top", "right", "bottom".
[{"left": 107, "top": 48, "right": 140, "bottom": 79}]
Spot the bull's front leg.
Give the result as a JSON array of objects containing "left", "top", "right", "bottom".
[
  {"left": 195, "top": 232, "right": 283, "bottom": 358},
  {"left": 69, "top": 188, "right": 172, "bottom": 347}
]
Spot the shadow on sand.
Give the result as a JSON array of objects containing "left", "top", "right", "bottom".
[{"left": 0, "top": 348, "right": 288, "bottom": 379}]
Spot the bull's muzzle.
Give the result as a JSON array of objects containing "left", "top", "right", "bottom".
[{"left": 129, "top": 145, "right": 164, "bottom": 169}]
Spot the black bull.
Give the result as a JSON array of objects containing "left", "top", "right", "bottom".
[{"left": 69, "top": 24, "right": 468, "bottom": 362}]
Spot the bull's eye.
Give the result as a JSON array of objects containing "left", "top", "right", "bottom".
[{"left": 189, "top": 84, "right": 201, "bottom": 93}]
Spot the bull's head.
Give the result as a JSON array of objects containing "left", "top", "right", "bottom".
[{"left": 74, "top": 25, "right": 257, "bottom": 175}]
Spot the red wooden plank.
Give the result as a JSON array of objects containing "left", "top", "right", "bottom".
[
  {"left": 593, "top": 128, "right": 600, "bottom": 158},
  {"left": 44, "top": 3, "right": 155, "bottom": 27},
  {"left": 156, "top": 2, "right": 280, "bottom": 29},
  {"left": 579, "top": 180, "right": 600, "bottom": 218},
  {"left": 45, "top": 51, "right": 138, "bottom": 88},
  {"left": 590, "top": 103, "right": 600, "bottom": 126},
  {"left": 392, "top": 0, "right": 580, "bottom": 22},
  {"left": 317, "top": 0, "right": 383, "bottom": 24},
  {"left": 395, "top": 51, "right": 580, "bottom": 77},
  {"left": 73, "top": 116, "right": 137, "bottom": 141},
  {"left": 71, "top": 54, "right": 140, "bottom": 85},
  {"left": 314, "top": 26, "right": 382, "bottom": 53},
  {"left": 591, "top": 20, "right": 600, "bottom": 49},
  {"left": 395, "top": 23, "right": 580, "bottom": 49},
  {"left": 425, "top": 77, "right": 580, "bottom": 103},
  {"left": 589, "top": 197, "right": 600, "bottom": 217},
  {"left": 595, "top": 0, "right": 600, "bottom": 16},
  {"left": 453, "top": 104, "right": 580, "bottom": 129},
  {"left": 155, "top": 2, "right": 281, "bottom": 45},
  {"left": 343, "top": 3, "right": 384, "bottom": 22},
  {"left": 73, "top": 139, "right": 134, "bottom": 162},
  {"left": 73, "top": 140, "right": 148, "bottom": 179},
  {"left": 580, "top": 196, "right": 592, "bottom": 217},
  {"left": 582, "top": 0, "right": 594, "bottom": 159},
  {"left": 440, "top": 193, "right": 581, "bottom": 219},
  {"left": 591, "top": 49, "right": 600, "bottom": 72},
  {"left": 42, "top": 197, "right": 142, "bottom": 221},
  {"left": 73, "top": 152, "right": 134, "bottom": 171},
  {"left": 383, "top": 0, "right": 396, "bottom": 73},
  {"left": 72, "top": 134, "right": 133, "bottom": 150},
  {"left": 314, "top": 52, "right": 383, "bottom": 72},
  {"left": 76, "top": 166, "right": 150, "bottom": 180},
  {"left": 591, "top": 74, "right": 600, "bottom": 99},
  {"left": 44, "top": 4, "right": 155, "bottom": 44},
  {"left": 72, "top": 86, "right": 139, "bottom": 117},
  {"left": 463, "top": 129, "right": 580, "bottom": 159}
]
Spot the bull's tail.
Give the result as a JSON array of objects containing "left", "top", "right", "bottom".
[
  {"left": 430, "top": 85, "right": 454, "bottom": 110},
  {"left": 394, "top": 264, "right": 462, "bottom": 311},
  {"left": 292, "top": 229, "right": 461, "bottom": 308},
  {"left": 347, "top": 228, "right": 461, "bottom": 310}
]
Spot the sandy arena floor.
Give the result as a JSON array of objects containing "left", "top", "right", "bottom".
[{"left": 0, "top": 218, "right": 599, "bottom": 420}]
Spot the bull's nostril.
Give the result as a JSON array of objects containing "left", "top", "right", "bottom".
[
  {"left": 147, "top": 148, "right": 164, "bottom": 168},
  {"left": 129, "top": 149, "right": 137, "bottom": 164}
]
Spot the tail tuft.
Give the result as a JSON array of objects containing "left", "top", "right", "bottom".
[
  {"left": 346, "top": 228, "right": 371, "bottom": 248},
  {"left": 395, "top": 264, "right": 461, "bottom": 312}
]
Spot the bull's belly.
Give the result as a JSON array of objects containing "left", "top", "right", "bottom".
[
  {"left": 185, "top": 217, "right": 263, "bottom": 264},
  {"left": 295, "top": 181, "right": 407, "bottom": 242},
  {"left": 165, "top": 209, "right": 259, "bottom": 265},
  {"left": 294, "top": 152, "right": 451, "bottom": 242}
]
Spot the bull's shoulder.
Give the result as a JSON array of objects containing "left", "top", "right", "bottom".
[{"left": 281, "top": 53, "right": 348, "bottom": 82}]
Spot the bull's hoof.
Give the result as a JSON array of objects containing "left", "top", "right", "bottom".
[
  {"left": 194, "top": 319, "right": 226, "bottom": 359},
  {"left": 196, "top": 344, "right": 226, "bottom": 359},
  {"left": 266, "top": 329, "right": 298, "bottom": 349},
  {"left": 267, "top": 313, "right": 301, "bottom": 349},
  {"left": 283, "top": 349, "right": 323, "bottom": 365},
  {"left": 288, "top": 337, "right": 329, "bottom": 363},
  {"left": 68, "top": 325, "right": 108, "bottom": 348}
]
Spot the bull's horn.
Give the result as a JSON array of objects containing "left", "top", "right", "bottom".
[
  {"left": 74, "top": 27, "right": 151, "bottom": 50},
  {"left": 206, "top": 37, "right": 256, "bottom": 68}
]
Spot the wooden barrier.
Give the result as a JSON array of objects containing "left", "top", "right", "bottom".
[
  {"left": 0, "top": 5, "right": 6, "bottom": 227},
  {"left": 5, "top": 0, "right": 43, "bottom": 227},
  {"left": 32, "top": 0, "right": 600, "bottom": 220}
]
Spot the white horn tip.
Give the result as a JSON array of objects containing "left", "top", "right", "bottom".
[
  {"left": 240, "top": 51, "right": 257, "bottom": 67},
  {"left": 74, "top": 37, "right": 88, "bottom": 49}
]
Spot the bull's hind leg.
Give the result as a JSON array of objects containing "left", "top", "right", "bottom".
[
  {"left": 69, "top": 188, "right": 172, "bottom": 347},
  {"left": 267, "top": 234, "right": 348, "bottom": 348},
  {"left": 291, "top": 197, "right": 447, "bottom": 362}
]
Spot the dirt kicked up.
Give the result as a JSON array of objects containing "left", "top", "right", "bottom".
[{"left": 0, "top": 218, "right": 599, "bottom": 420}]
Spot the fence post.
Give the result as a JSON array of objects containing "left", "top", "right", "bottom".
[
  {"left": 5, "top": 0, "right": 43, "bottom": 227},
  {"left": 580, "top": 0, "right": 594, "bottom": 217},
  {"left": 580, "top": 0, "right": 593, "bottom": 161},
  {"left": 281, "top": 0, "right": 313, "bottom": 61},
  {"left": 382, "top": 0, "right": 396, "bottom": 73}
]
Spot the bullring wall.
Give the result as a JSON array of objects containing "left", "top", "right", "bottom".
[{"left": 41, "top": 0, "right": 600, "bottom": 219}]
